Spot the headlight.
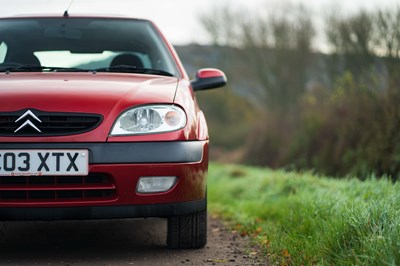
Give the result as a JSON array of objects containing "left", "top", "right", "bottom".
[{"left": 110, "top": 105, "right": 186, "bottom": 135}]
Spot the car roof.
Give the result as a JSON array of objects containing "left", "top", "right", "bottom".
[{"left": 0, "top": 13, "right": 149, "bottom": 21}]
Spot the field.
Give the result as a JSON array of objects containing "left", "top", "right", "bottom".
[{"left": 208, "top": 163, "right": 400, "bottom": 265}]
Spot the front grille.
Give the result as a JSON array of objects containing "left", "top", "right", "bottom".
[
  {"left": 0, "top": 109, "right": 103, "bottom": 136},
  {"left": 0, "top": 173, "right": 117, "bottom": 203}
]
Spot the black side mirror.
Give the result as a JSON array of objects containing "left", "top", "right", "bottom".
[{"left": 191, "top": 68, "right": 227, "bottom": 91}]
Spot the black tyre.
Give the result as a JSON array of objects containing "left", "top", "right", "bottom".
[{"left": 167, "top": 210, "right": 207, "bottom": 249}]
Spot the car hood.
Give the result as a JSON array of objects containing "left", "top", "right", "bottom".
[
  {"left": 0, "top": 73, "right": 178, "bottom": 112},
  {"left": 0, "top": 72, "right": 179, "bottom": 142}
]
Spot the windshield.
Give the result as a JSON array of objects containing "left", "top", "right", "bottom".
[{"left": 0, "top": 18, "right": 179, "bottom": 76}]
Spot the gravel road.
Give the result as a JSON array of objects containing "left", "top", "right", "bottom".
[{"left": 0, "top": 215, "right": 266, "bottom": 265}]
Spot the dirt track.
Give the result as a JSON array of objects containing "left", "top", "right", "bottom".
[{"left": 0, "top": 215, "right": 266, "bottom": 265}]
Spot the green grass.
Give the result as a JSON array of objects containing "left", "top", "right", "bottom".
[{"left": 208, "top": 163, "right": 400, "bottom": 265}]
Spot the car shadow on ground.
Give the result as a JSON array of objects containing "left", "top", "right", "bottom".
[
  {"left": 0, "top": 218, "right": 173, "bottom": 264},
  {"left": 0, "top": 217, "right": 265, "bottom": 266}
]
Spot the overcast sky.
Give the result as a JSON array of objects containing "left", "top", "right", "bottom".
[{"left": 0, "top": 0, "right": 398, "bottom": 45}]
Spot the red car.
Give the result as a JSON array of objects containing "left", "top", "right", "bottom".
[{"left": 0, "top": 13, "right": 226, "bottom": 249}]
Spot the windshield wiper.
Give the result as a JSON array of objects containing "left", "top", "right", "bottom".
[
  {"left": 0, "top": 64, "right": 87, "bottom": 73},
  {"left": 93, "top": 65, "right": 174, "bottom": 77},
  {"left": 0, "top": 64, "right": 175, "bottom": 77}
]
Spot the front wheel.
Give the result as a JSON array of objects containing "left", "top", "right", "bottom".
[{"left": 167, "top": 210, "right": 207, "bottom": 249}]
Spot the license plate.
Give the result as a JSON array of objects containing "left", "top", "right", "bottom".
[{"left": 0, "top": 150, "right": 89, "bottom": 176}]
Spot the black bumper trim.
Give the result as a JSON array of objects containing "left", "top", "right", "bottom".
[
  {"left": 0, "top": 199, "right": 206, "bottom": 221},
  {"left": 0, "top": 141, "right": 206, "bottom": 164}
]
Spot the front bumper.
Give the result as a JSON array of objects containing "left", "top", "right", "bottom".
[
  {"left": 0, "top": 141, "right": 208, "bottom": 220},
  {"left": 0, "top": 141, "right": 205, "bottom": 164}
]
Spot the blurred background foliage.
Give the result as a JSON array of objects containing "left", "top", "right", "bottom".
[{"left": 176, "top": 4, "right": 400, "bottom": 180}]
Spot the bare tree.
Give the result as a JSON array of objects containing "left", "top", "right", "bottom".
[
  {"left": 326, "top": 11, "right": 374, "bottom": 55},
  {"left": 373, "top": 7, "right": 400, "bottom": 58},
  {"left": 200, "top": 4, "right": 316, "bottom": 111},
  {"left": 199, "top": 8, "right": 224, "bottom": 46}
]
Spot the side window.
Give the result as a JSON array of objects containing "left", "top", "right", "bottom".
[{"left": 0, "top": 42, "right": 7, "bottom": 63}]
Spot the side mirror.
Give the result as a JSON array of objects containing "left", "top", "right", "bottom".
[{"left": 191, "top": 68, "right": 227, "bottom": 91}]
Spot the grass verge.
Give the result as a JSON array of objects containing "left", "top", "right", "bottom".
[{"left": 208, "top": 163, "right": 400, "bottom": 265}]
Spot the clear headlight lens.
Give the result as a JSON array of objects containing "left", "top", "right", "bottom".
[{"left": 110, "top": 105, "right": 186, "bottom": 135}]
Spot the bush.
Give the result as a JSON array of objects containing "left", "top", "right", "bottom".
[{"left": 245, "top": 71, "right": 400, "bottom": 179}]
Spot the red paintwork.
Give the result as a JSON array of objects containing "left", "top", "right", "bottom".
[
  {"left": 0, "top": 15, "right": 211, "bottom": 209},
  {"left": 197, "top": 68, "right": 226, "bottom": 79}
]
